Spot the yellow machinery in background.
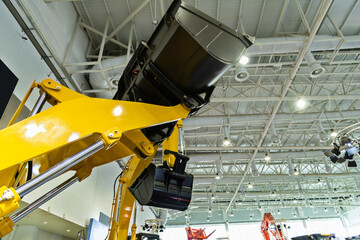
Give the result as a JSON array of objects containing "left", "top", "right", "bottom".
[{"left": 0, "top": 0, "right": 252, "bottom": 239}]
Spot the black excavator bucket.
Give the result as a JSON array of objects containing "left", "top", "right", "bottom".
[
  {"left": 129, "top": 151, "right": 193, "bottom": 211},
  {"left": 114, "top": 0, "right": 253, "bottom": 144}
]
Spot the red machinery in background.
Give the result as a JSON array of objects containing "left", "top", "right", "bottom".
[
  {"left": 261, "top": 213, "right": 288, "bottom": 240},
  {"left": 185, "top": 227, "right": 216, "bottom": 240}
]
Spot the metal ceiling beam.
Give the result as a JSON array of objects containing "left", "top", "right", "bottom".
[
  {"left": 185, "top": 146, "right": 329, "bottom": 151},
  {"left": 194, "top": 173, "right": 358, "bottom": 185},
  {"left": 226, "top": 0, "right": 333, "bottom": 213},
  {"left": 183, "top": 110, "right": 360, "bottom": 128},
  {"left": 94, "top": 0, "right": 150, "bottom": 51},
  {"left": 173, "top": 150, "right": 323, "bottom": 164},
  {"left": 274, "top": 0, "right": 289, "bottom": 36},
  {"left": 189, "top": 203, "right": 360, "bottom": 208},
  {"left": 210, "top": 95, "right": 360, "bottom": 103},
  {"left": 79, "top": 22, "right": 128, "bottom": 49},
  {"left": 192, "top": 191, "right": 359, "bottom": 199}
]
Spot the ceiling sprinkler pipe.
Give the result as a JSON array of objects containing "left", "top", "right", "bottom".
[{"left": 305, "top": 51, "right": 325, "bottom": 78}]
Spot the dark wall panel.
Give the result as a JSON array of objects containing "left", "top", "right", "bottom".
[{"left": 0, "top": 60, "right": 18, "bottom": 119}]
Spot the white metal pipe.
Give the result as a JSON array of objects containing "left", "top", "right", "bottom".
[
  {"left": 247, "top": 35, "right": 360, "bottom": 55},
  {"left": 210, "top": 94, "right": 360, "bottom": 103},
  {"left": 187, "top": 150, "right": 325, "bottom": 163},
  {"left": 183, "top": 110, "right": 360, "bottom": 128},
  {"left": 194, "top": 173, "right": 359, "bottom": 185},
  {"left": 185, "top": 146, "right": 330, "bottom": 151}
]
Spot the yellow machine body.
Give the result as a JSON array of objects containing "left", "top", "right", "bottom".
[{"left": 0, "top": 79, "right": 190, "bottom": 238}]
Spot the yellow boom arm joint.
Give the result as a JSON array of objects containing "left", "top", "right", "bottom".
[{"left": 0, "top": 187, "right": 20, "bottom": 218}]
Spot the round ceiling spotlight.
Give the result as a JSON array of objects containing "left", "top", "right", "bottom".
[
  {"left": 222, "top": 137, "right": 231, "bottom": 147},
  {"left": 111, "top": 78, "right": 119, "bottom": 87},
  {"left": 309, "top": 63, "right": 325, "bottom": 78},
  {"left": 330, "top": 129, "right": 338, "bottom": 137},
  {"left": 152, "top": 19, "right": 159, "bottom": 25},
  {"left": 305, "top": 51, "right": 325, "bottom": 78},
  {"left": 296, "top": 98, "right": 307, "bottom": 109},
  {"left": 235, "top": 65, "right": 249, "bottom": 82},
  {"left": 239, "top": 55, "right": 249, "bottom": 65}
]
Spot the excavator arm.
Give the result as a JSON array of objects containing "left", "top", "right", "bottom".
[{"left": 0, "top": 0, "right": 252, "bottom": 238}]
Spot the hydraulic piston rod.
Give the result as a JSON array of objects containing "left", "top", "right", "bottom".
[
  {"left": 29, "top": 92, "right": 46, "bottom": 117},
  {"left": 11, "top": 175, "right": 78, "bottom": 223},
  {"left": 16, "top": 140, "right": 104, "bottom": 198}
]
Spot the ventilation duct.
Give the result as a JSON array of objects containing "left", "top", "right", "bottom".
[
  {"left": 235, "top": 65, "right": 249, "bottom": 82},
  {"left": 159, "top": 209, "right": 168, "bottom": 225},
  {"left": 89, "top": 55, "right": 131, "bottom": 99}
]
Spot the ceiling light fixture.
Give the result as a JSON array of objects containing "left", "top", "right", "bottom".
[
  {"left": 296, "top": 98, "right": 307, "bottom": 109},
  {"left": 271, "top": 191, "right": 276, "bottom": 196},
  {"left": 293, "top": 198, "right": 297, "bottom": 204},
  {"left": 324, "top": 208, "right": 328, "bottom": 212},
  {"left": 277, "top": 210, "right": 281, "bottom": 215},
  {"left": 215, "top": 162, "right": 223, "bottom": 180},
  {"left": 330, "top": 129, "right": 338, "bottom": 137},
  {"left": 248, "top": 183, "right": 253, "bottom": 189},
  {"left": 222, "top": 125, "right": 232, "bottom": 147},
  {"left": 294, "top": 168, "right": 299, "bottom": 175},
  {"left": 270, "top": 123, "right": 281, "bottom": 146},
  {"left": 317, "top": 178, "right": 322, "bottom": 185},
  {"left": 264, "top": 153, "right": 271, "bottom": 162},
  {"left": 230, "top": 211, "right": 234, "bottom": 217},
  {"left": 222, "top": 138, "right": 231, "bottom": 147},
  {"left": 211, "top": 194, "right": 215, "bottom": 200},
  {"left": 305, "top": 51, "right": 325, "bottom": 78},
  {"left": 239, "top": 55, "right": 249, "bottom": 65}
]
